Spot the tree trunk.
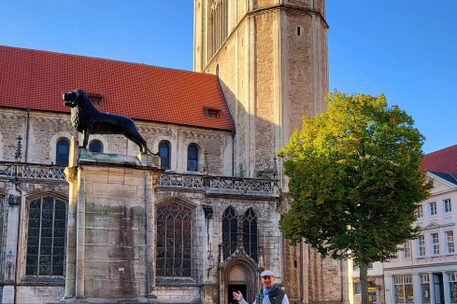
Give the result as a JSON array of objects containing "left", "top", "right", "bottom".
[{"left": 359, "top": 261, "right": 369, "bottom": 304}]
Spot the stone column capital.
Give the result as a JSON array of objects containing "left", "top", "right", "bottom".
[{"left": 64, "top": 167, "right": 78, "bottom": 184}]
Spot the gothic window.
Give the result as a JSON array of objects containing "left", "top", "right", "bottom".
[
  {"left": 89, "top": 140, "right": 103, "bottom": 153},
  {"left": 26, "top": 196, "right": 66, "bottom": 276},
  {"left": 56, "top": 138, "right": 69, "bottom": 166},
  {"left": 243, "top": 208, "right": 258, "bottom": 261},
  {"left": 156, "top": 202, "right": 192, "bottom": 277},
  {"left": 209, "top": 0, "right": 229, "bottom": 57},
  {"left": 222, "top": 206, "right": 238, "bottom": 259},
  {"left": 159, "top": 141, "right": 171, "bottom": 169},
  {"left": 187, "top": 144, "right": 199, "bottom": 171}
]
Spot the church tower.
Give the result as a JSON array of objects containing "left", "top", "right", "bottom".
[
  {"left": 193, "top": 0, "right": 328, "bottom": 182},
  {"left": 194, "top": 2, "right": 349, "bottom": 304}
]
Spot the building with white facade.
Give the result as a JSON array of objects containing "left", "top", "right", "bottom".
[
  {"left": 350, "top": 261, "right": 385, "bottom": 304},
  {"left": 383, "top": 145, "right": 457, "bottom": 304}
]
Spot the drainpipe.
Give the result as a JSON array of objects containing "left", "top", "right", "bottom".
[
  {"left": 24, "top": 108, "right": 30, "bottom": 163},
  {"left": 231, "top": 130, "right": 235, "bottom": 176},
  {"left": 13, "top": 183, "right": 23, "bottom": 304}
]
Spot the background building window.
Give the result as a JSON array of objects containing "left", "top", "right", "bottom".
[
  {"left": 393, "top": 275, "right": 413, "bottom": 304},
  {"left": 243, "top": 208, "right": 258, "bottom": 261},
  {"left": 449, "top": 272, "right": 457, "bottom": 303},
  {"left": 444, "top": 199, "right": 452, "bottom": 213},
  {"left": 431, "top": 233, "right": 440, "bottom": 255},
  {"left": 222, "top": 206, "right": 238, "bottom": 260},
  {"left": 187, "top": 144, "right": 199, "bottom": 171},
  {"left": 156, "top": 201, "right": 192, "bottom": 277},
  {"left": 418, "top": 235, "right": 426, "bottom": 257},
  {"left": 429, "top": 202, "right": 437, "bottom": 216},
  {"left": 56, "top": 139, "right": 69, "bottom": 166},
  {"left": 421, "top": 274, "right": 430, "bottom": 304},
  {"left": 415, "top": 205, "right": 423, "bottom": 219},
  {"left": 446, "top": 231, "right": 455, "bottom": 253},
  {"left": 88, "top": 140, "right": 103, "bottom": 153},
  {"left": 26, "top": 196, "right": 66, "bottom": 276},
  {"left": 158, "top": 141, "right": 170, "bottom": 169},
  {"left": 403, "top": 242, "right": 411, "bottom": 259},
  {"left": 353, "top": 282, "right": 361, "bottom": 295}
]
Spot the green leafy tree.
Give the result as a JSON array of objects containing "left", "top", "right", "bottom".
[{"left": 278, "top": 91, "right": 431, "bottom": 304}]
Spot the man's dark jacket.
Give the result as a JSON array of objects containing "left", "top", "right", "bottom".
[{"left": 254, "top": 285, "right": 286, "bottom": 304}]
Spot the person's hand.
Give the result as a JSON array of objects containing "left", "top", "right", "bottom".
[{"left": 232, "top": 290, "right": 243, "bottom": 302}]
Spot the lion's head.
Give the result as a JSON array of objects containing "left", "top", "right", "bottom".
[
  {"left": 62, "top": 89, "right": 98, "bottom": 132},
  {"left": 62, "top": 89, "right": 89, "bottom": 108}
]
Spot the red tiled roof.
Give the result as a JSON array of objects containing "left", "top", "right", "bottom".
[
  {"left": 422, "top": 145, "right": 457, "bottom": 176},
  {"left": 0, "top": 46, "right": 234, "bottom": 131}
]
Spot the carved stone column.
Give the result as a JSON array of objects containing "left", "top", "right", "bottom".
[
  {"left": 63, "top": 137, "right": 79, "bottom": 298},
  {"left": 145, "top": 172, "right": 161, "bottom": 298}
]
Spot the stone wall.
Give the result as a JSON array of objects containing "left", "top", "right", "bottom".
[{"left": 0, "top": 109, "right": 233, "bottom": 175}]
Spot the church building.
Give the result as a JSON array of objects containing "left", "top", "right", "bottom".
[{"left": 0, "top": 1, "right": 349, "bottom": 303}]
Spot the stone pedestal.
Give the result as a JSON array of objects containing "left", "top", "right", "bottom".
[{"left": 62, "top": 138, "right": 162, "bottom": 303}]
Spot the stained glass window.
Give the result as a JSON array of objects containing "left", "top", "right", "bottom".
[
  {"left": 156, "top": 202, "right": 192, "bottom": 277},
  {"left": 26, "top": 196, "right": 66, "bottom": 276},
  {"left": 243, "top": 208, "right": 258, "bottom": 261},
  {"left": 56, "top": 139, "right": 69, "bottom": 166},
  {"left": 159, "top": 141, "right": 170, "bottom": 169},
  {"left": 222, "top": 206, "right": 238, "bottom": 260}
]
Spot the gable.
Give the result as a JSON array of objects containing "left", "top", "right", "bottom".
[{"left": 428, "top": 172, "right": 457, "bottom": 195}]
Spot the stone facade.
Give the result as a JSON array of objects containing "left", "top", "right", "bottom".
[
  {"left": 194, "top": 1, "right": 346, "bottom": 303},
  {"left": 0, "top": 1, "right": 348, "bottom": 303}
]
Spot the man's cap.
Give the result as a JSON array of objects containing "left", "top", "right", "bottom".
[{"left": 260, "top": 270, "right": 275, "bottom": 277}]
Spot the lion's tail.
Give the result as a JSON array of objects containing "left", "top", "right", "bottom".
[{"left": 145, "top": 146, "right": 159, "bottom": 156}]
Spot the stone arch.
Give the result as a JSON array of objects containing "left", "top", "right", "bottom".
[
  {"left": 49, "top": 132, "right": 72, "bottom": 165},
  {"left": 155, "top": 197, "right": 198, "bottom": 279},
  {"left": 221, "top": 255, "right": 259, "bottom": 304},
  {"left": 87, "top": 134, "right": 109, "bottom": 153},
  {"left": 17, "top": 191, "right": 69, "bottom": 280}
]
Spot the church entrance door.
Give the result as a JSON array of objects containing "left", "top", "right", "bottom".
[{"left": 228, "top": 284, "right": 247, "bottom": 304}]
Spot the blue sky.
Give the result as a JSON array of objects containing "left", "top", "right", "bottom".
[{"left": 1, "top": 1, "right": 455, "bottom": 154}]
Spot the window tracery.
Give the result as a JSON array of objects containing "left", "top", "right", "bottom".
[
  {"left": 156, "top": 201, "right": 192, "bottom": 277},
  {"left": 243, "top": 208, "right": 258, "bottom": 261},
  {"left": 222, "top": 206, "right": 238, "bottom": 259},
  {"left": 26, "top": 196, "right": 66, "bottom": 276},
  {"left": 209, "top": 0, "right": 228, "bottom": 57}
]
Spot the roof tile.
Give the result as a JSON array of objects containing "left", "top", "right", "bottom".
[
  {"left": 0, "top": 46, "right": 234, "bottom": 131},
  {"left": 422, "top": 145, "right": 457, "bottom": 176}
]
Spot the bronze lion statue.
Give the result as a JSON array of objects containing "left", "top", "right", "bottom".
[{"left": 62, "top": 89, "right": 154, "bottom": 154}]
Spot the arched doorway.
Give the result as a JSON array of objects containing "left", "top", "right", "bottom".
[
  {"left": 222, "top": 256, "right": 258, "bottom": 304},
  {"left": 227, "top": 266, "right": 247, "bottom": 304}
]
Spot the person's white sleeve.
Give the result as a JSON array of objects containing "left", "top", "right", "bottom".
[
  {"left": 282, "top": 294, "right": 290, "bottom": 304},
  {"left": 240, "top": 299, "right": 251, "bottom": 304}
]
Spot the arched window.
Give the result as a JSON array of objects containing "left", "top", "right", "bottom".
[
  {"left": 158, "top": 141, "right": 171, "bottom": 169},
  {"left": 187, "top": 144, "right": 199, "bottom": 171},
  {"left": 26, "top": 196, "right": 66, "bottom": 276},
  {"left": 243, "top": 208, "right": 258, "bottom": 261},
  {"left": 56, "top": 138, "right": 69, "bottom": 166},
  {"left": 208, "top": 0, "right": 228, "bottom": 57},
  {"left": 156, "top": 202, "right": 192, "bottom": 277},
  {"left": 89, "top": 140, "right": 103, "bottom": 153},
  {"left": 222, "top": 206, "right": 238, "bottom": 260}
]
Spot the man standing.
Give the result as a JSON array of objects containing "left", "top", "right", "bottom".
[{"left": 232, "top": 270, "right": 289, "bottom": 304}]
